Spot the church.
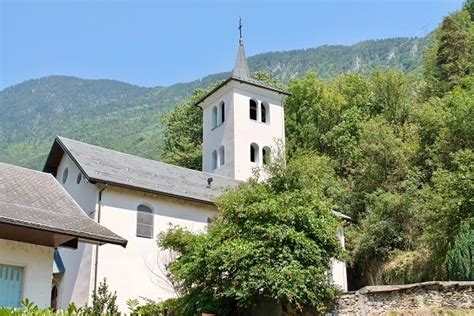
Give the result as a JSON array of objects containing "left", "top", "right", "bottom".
[{"left": 42, "top": 31, "right": 348, "bottom": 311}]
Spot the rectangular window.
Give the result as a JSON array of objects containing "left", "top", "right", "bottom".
[
  {"left": 0, "top": 264, "right": 24, "bottom": 307},
  {"left": 136, "top": 208, "right": 154, "bottom": 239}
]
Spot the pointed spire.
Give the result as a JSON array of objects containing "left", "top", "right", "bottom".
[{"left": 233, "top": 17, "right": 250, "bottom": 79}]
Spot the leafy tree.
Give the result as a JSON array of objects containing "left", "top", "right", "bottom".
[
  {"left": 159, "top": 89, "right": 206, "bottom": 170},
  {"left": 251, "top": 70, "right": 288, "bottom": 91},
  {"left": 465, "top": 0, "right": 474, "bottom": 20},
  {"left": 348, "top": 190, "right": 418, "bottom": 285},
  {"left": 323, "top": 107, "right": 366, "bottom": 176},
  {"left": 414, "top": 150, "right": 474, "bottom": 278},
  {"left": 356, "top": 116, "right": 415, "bottom": 193},
  {"left": 285, "top": 72, "right": 345, "bottom": 157},
  {"left": 445, "top": 218, "right": 474, "bottom": 281},
  {"left": 370, "top": 69, "right": 409, "bottom": 124},
  {"left": 159, "top": 154, "right": 345, "bottom": 314},
  {"left": 424, "top": 9, "right": 473, "bottom": 96}
]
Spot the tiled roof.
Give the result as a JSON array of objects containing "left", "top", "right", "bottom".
[
  {"left": 44, "top": 136, "right": 241, "bottom": 205},
  {"left": 0, "top": 162, "right": 127, "bottom": 247}
]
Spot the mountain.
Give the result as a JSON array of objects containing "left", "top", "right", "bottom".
[{"left": 0, "top": 37, "right": 427, "bottom": 170}]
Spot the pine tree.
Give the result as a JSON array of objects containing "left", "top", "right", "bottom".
[{"left": 445, "top": 219, "right": 474, "bottom": 281}]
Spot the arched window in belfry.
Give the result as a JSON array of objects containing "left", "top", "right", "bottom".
[
  {"left": 212, "top": 150, "right": 218, "bottom": 171},
  {"left": 249, "top": 99, "right": 257, "bottom": 120},
  {"left": 219, "top": 146, "right": 225, "bottom": 166},
  {"left": 261, "top": 102, "right": 269, "bottom": 123},
  {"left": 212, "top": 106, "right": 218, "bottom": 129},
  {"left": 250, "top": 143, "right": 259, "bottom": 163},
  {"left": 220, "top": 101, "right": 225, "bottom": 124},
  {"left": 262, "top": 146, "right": 271, "bottom": 165}
]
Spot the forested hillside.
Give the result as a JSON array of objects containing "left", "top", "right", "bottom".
[
  {"left": 160, "top": 3, "right": 473, "bottom": 289},
  {"left": 0, "top": 37, "right": 425, "bottom": 169}
]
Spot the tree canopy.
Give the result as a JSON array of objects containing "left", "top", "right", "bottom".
[
  {"left": 158, "top": 1, "right": 473, "bottom": 297},
  {"left": 159, "top": 154, "right": 346, "bottom": 315}
]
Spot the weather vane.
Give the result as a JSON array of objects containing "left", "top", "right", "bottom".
[{"left": 238, "top": 17, "right": 243, "bottom": 40}]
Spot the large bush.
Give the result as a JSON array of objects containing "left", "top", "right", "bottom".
[{"left": 158, "top": 154, "right": 346, "bottom": 315}]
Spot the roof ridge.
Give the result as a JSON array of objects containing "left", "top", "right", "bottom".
[
  {"left": 56, "top": 136, "right": 241, "bottom": 183},
  {"left": 0, "top": 162, "right": 52, "bottom": 178}
]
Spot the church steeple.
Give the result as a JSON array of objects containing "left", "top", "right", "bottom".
[
  {"left": 233, "top": 17, "right": 250, "bottom": 79},
  {"left": 198, "top": 18, "right": 289, "bottom": 181}
]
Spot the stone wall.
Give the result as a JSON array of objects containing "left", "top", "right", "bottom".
[{"left": 334, "top": 281, "right": 473, "bottom": 315}]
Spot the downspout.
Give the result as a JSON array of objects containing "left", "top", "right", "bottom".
[{"left": 93, "top": 184, "right": 108, "bottom": 294}]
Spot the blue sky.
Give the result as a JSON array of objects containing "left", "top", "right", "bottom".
[{"left": 0, "top": 0, "right": 465, "bottom": 89}]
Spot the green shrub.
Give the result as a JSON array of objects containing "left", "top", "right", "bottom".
[
  {"left": 128, "top": 297, "right": 179, "bottom": 316},
  {"left": 0, "top": 299, "right": 84, "bottom": 316}
]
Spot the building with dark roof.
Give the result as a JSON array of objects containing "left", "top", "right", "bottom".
[
  {"left": 42, "top": 135, "right": 240, "bottom": 310},
  {"left": 0, "top": 162, "right": 126, "bottom": 308},
  {"left": 39, "top": 28, "right": 347, "bottom": 312}
]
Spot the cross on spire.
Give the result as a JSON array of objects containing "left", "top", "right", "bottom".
[
  {"left": 233, "top": 17, "right": 250, "bottom": 79},
  {"left": 238, "top": 17, "right": 243, "bottom": 41}
]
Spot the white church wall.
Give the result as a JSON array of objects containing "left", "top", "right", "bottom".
[
  {"left": 202, "top": 86, "right": 236, "bottom": 178},
  {"left": 201, "top": 81, "right": 286, "bottom": 181},
  {"left": 54, "top": 154, "right": 98, "bottom": 309},
  {"left": 232, "top": 85, "right": 285, "bottom": 181},
  {"left": 0, "top": 239, "right": 53, "bottom": 308},
  {"left": 95, "top": 186, "right": 218, "bottom": 312}
]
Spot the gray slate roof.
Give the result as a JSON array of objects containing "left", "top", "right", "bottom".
[
  {"left": 0, "top": 162, "right": 127, "bottom": 247},
  {"left": 194, "top": 76, "right": 290, "bottom": 108},
  {"left": 233, "top": 39, "right": 251, "bottom": 79},
  {"left": 194, "top": 40, "right": 289, "bottom": 107},
  {"left": 44, "top": 136, "right": 241, "bottom": 205}
]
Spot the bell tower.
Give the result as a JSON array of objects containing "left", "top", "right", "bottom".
[{"left": 196, "top": 21, "right": 289, "bottom": 181}]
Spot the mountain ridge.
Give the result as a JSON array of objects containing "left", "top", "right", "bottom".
[{"left": 0, "top": 36, "right": 427, "bottom": 170}]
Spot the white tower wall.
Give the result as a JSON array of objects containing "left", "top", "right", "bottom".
[
  {"left": 202, "top": 88, "right": 236, "bottom": 178},
  {"left": 201, "top": 81, "right": 286, "bottom": 181}
]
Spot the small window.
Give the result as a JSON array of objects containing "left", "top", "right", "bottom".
[
  {"left": 212, "top": 106, "right": 218, "bottom": 129},
  {"left": 212, "top": 150, "right": 218, "bottom": 171},
  {"left": 261, "top": 102, "right": 269, "bottom": 123},
  {"left": 249, "top": 99, "right": 257, "bottom": 120},
  {"left": 263, "top": 147, "right": 271, "bottom": 165},
  {"left": 250, "top": 143, "right": 259, "bottom": 163},
  {"left": 136, "top": 204, "right": 154, "bottom": 238},
  {"left": 76, "top": 173, "right": 82, "bottom": 184},
  {"left": 220, "top": 101, "right": 225, "bottom": 124},
  {"left": 219, "top": 146, "right": 225, "bottom": 166},
  {"left": 62, "top": 167, "right": 69, "bottom": 184}
]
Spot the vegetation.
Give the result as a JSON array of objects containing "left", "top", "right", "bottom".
[
  {"left": 84, "top": 278, "right": 119, "bottom": 315},
  {"left": 0, "top": 2, "right": 471, "bottom": 314},
  {"left": 158, "top": 154, "right": 346, "bottom": 314},
  {"left": 159, "top": 2, "right": 474, "bottom": 291},
  {"left": 445, "top": 219, "right": 474, "bottom": 281},
  {"left": 0, "top": 299, "right": 89, "bottom": 316},
  {"left": 0, "top": 37, "right": 426, "bottom": 170},
  {"left": 127, "top": 297, "right": 178, "bottom": 315}
]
